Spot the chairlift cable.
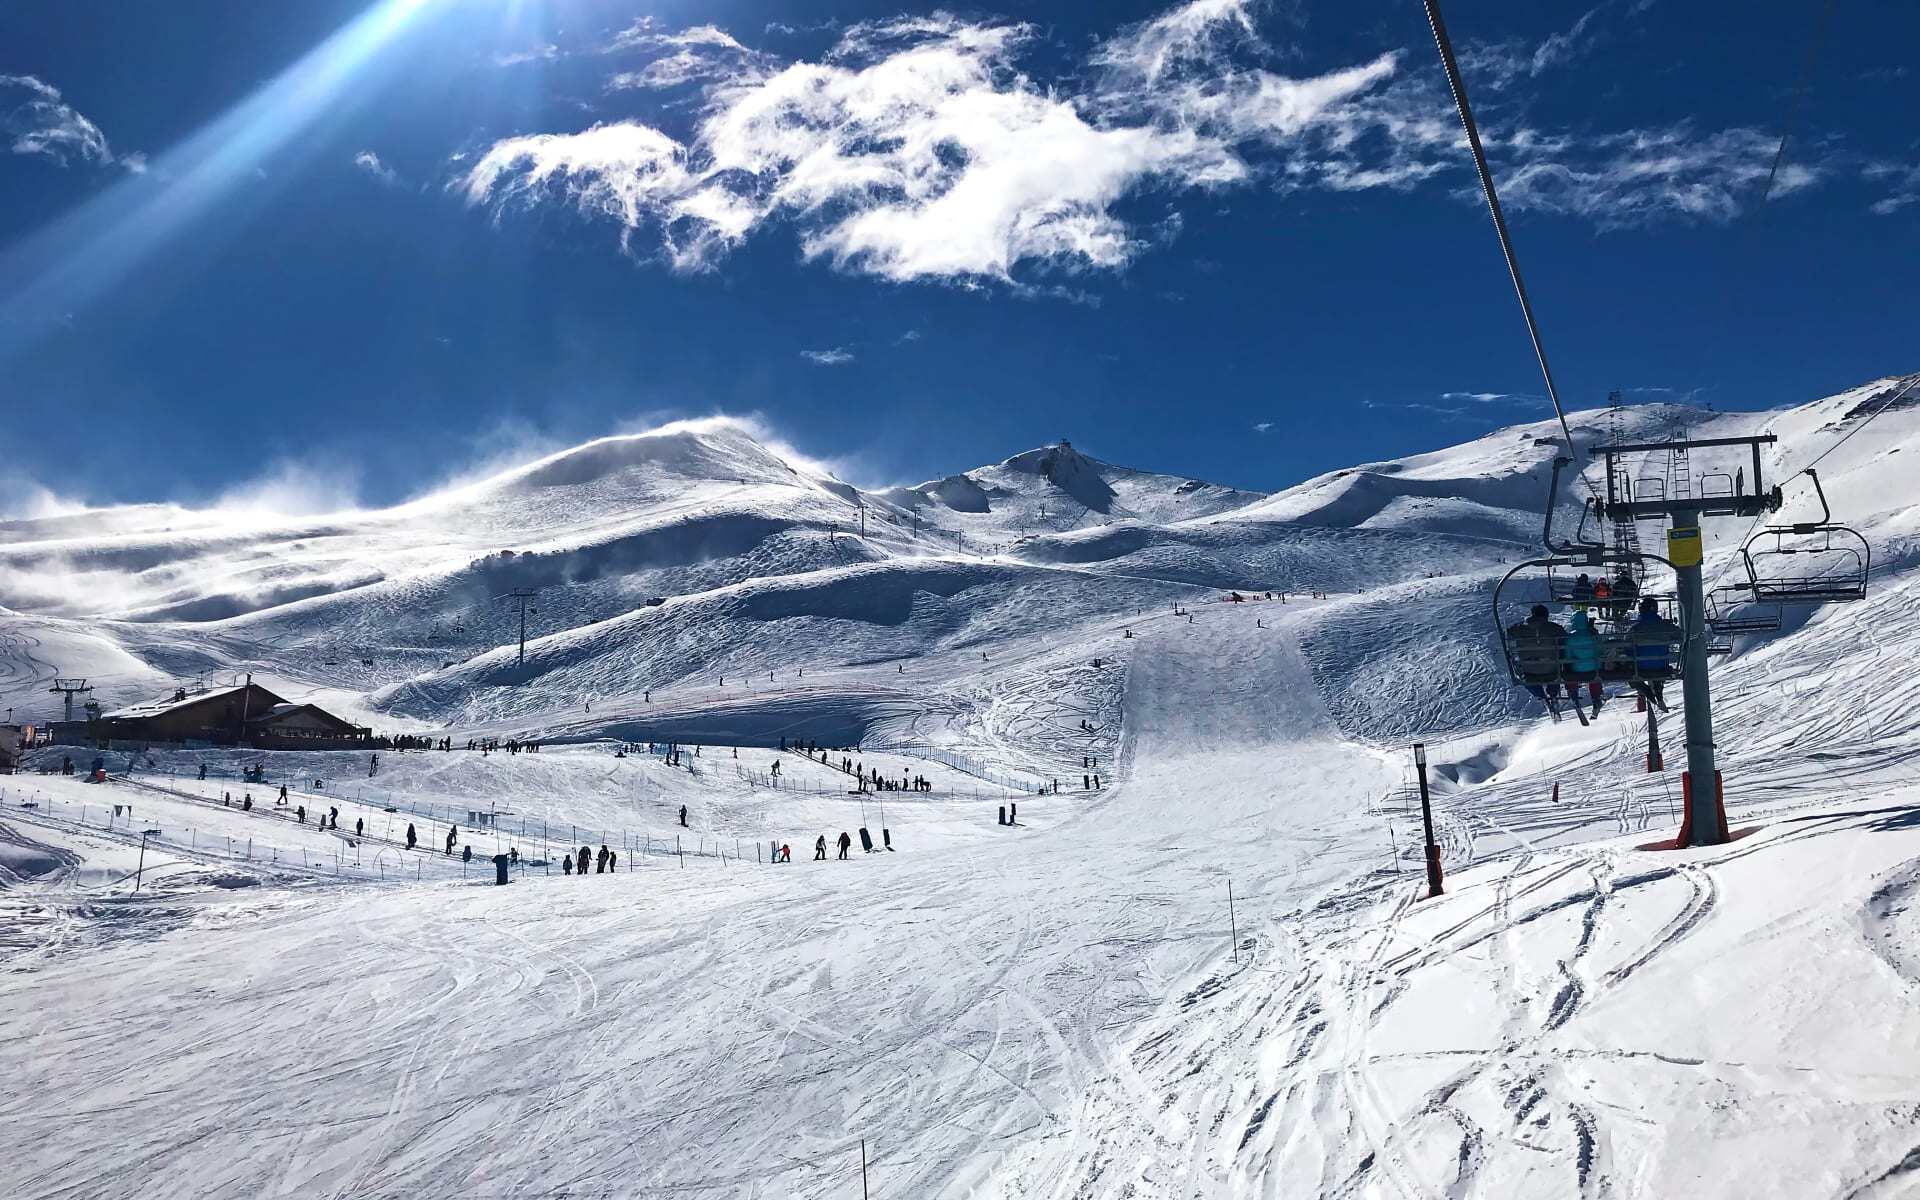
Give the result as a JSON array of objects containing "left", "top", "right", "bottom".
[
  {"left": 1419, "top": 0, "right": 1578, "bottom": 465},
  {"left": 1757, "top": 0, "right": 1838, "bottom": 209}
]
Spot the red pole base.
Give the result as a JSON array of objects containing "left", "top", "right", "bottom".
[
  {"left": 1424, "top": 844, "right": 1444, "bottom": 898},
  {"left": 1677, "top": 770, "right": 1729, "bottom": 847}
]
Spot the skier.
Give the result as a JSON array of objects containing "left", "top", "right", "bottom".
[
  {"left": 1608, "top": 571, "right": 1639, "bottom": 622},
  {"left": 242, "top": 795, "right": 252, "bottom": 812},
  {"left": 1570, "top": 573, "right": 1596, "bottom": 604},
  {"left": 815, "top": 835, "right": 828, "bottom": 860},
  {"left": 355, "top": 817, "right": 364, "bottom": 838},
  {"left": 329, "top": 806, "right": 339, "bottom": 829},
  {"left": 1563, "top": 609, "right": 1605, "bottom": 717},
  {"left": 279, "top": 784, "right": 288, "bottom": 803},
  {"left": 679, "top": 804, "right": 688, "bottom": 828},
  {"left": 779, "top": 843, "right": 791, "bottom": 862},
  {"left": 563, "top": 855, "right": 573, "bottom": 876},
  {"left": 462, "top": 845, "right": 472, "bottom": 864},
  {"left": 406, "top": 823, "right": 416, "bottom": 849},
  {"left": 296, "top": 804, "right": 306, "bottom": 825},
  {"left": 606, "top": 848, "right": 617, "bottom": 871},
  {"left": 577, "top": 846, "right": 591, "bottom": 875},
  {"left": 1630, "top": 597, "right": 1683, "bottom": 707},
  {"left": 837, "top": 831, "right": 852, "bottom": 860},
  {"left": 597, "top": 845, "right": 609, "bottom": 873},
  {"left": 446, "top": 825, "right": 459, "bottom": 855}
]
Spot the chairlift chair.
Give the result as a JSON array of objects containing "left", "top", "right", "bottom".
[
  {"left": 1705, "top": 586, "right": 1783, "bottom": 636},
  {"left": 1740, "top": 469, "right": 1870, "bottom": 605},
  {"left": 1494, "top": 556, "right": 1690, "bottom": 689}
]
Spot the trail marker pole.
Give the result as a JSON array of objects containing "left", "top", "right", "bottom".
[
  {"left": 1413, "top": 744, "right": 1442, "bottom": 898},
  {"left": 861, "top": 1139, "right": 870, "bottom": 1199},
  {"left": 1228, "top": 881, "right": 1239, "bottom": 964}
]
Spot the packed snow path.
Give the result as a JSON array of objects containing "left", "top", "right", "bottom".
[{"left": 0, "top": 606, "right": 1402, "bottom": 1199}]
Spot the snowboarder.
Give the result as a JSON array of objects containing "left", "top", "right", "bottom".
[
  {"left": 837, "top": 831, "right": 852, "bottom": 860},
  {"left": 405, "top": 823, "right": 416, "bottom": 849}
]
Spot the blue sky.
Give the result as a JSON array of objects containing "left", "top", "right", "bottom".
[{"left": 1, "top": 0, "right": 1914, "bottom": 515}]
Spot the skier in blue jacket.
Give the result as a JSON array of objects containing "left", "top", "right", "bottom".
[{"left": 1564, "top": 608, "right": 1604, "bottom": 717}]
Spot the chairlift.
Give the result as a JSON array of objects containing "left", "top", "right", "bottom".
[
  {"left": 1492, "top": 455, "right": 1691, "bottom": 708},
  {"left": 1706, "top": 586, "right": 1783, "bottom": 636},
  {"left": 1495, "top": 559, "right": 1689, "bottom": 688},
  {"left": 1741, "top": 469, "right": 1869, "bottom": 604}
]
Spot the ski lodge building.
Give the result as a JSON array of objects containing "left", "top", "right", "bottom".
[{"left": 96, "top": 684, "right": 371, "bottom": 749}]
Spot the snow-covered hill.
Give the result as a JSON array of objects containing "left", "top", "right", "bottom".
[{"left": 4, "top": 373, "right": 1920, "bottom": 1199}]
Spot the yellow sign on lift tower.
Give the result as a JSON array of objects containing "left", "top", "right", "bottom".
[{"left": 1668, "top": 525, "right": 1703, "bottom": 568}]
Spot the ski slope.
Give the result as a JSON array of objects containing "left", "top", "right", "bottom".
[{"left": 3, "top": 374, "right": 1920, "bottom": 1197}]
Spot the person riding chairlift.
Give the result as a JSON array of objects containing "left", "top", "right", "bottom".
[
  {"left": 1629, "top": 596, "right": 1683, "bottom": 709},
  {"left": 1507, "top": 604, "right": 1567, "bottom": 709},
  {"left": 1563, "top": 608, "right": 1604, "bottom": 718}
]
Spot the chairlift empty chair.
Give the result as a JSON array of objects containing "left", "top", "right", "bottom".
[
  {"left": 1741, "top": 469, "right": 1870, "bottom": 604},
  {"left": 1706, "top": 586, "right": 1783, "bottom": 636}
]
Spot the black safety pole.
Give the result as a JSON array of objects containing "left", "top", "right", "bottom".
[{"left": 1413, "top": 744, "right": 1442, "bottom": 898}]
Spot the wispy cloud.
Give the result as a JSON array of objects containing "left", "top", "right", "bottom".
[
  {"left": 455, "top": 0, "right": 1855, "bottom": 289},
  {"left": 1440, "top": 391, "right": 1543, "bottom": 405},
  {"left": 462, "top": 3, "right": 1395, "bottom": 285},
  {"left": 493, "top": 44, "right": 559, "bottom": 67},
  {"left": 800, "top": 347, "right": 855, "bottom": 366},
  {"left": 353, "top": 149, "right": 401, "bottom": 186},
  {"left": 1253, "top": 421, "right": 1274, "bottom": 433},
  {"left": 1, "top": 74, "right": 133, "bottom": 170},
  {"left": 896, "top": 329, "right": 923, "bottom": 344},
  {"left": 1865, "top": 160, "right": 1920, "bottom": 216}
]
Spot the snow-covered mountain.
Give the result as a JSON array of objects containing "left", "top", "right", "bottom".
[
  {"left": 3, "top": 378, "right": 1916, "bottom": 750},
  {"left": 7, "top": 373, "right": 1920, "bottom": 1200}
]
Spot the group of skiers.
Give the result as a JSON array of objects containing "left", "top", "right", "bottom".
[
  {"left": 560, "top": 844, "right": 617, "bottom": 874},
  {"left": 1507, "top": 573, "right": 1681, "bottom": 718}
]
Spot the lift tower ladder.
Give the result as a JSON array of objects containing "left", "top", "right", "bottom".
[{"left": 1594, "top": 434, "right": 1782, "bottom": 845}]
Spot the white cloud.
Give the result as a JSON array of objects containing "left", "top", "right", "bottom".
[
  {"left": 353, "top": 150, "right": 401, "bottom": 186},
  {"left": 493, "top": 44, "right": 559, "bottom": 67},
  {"left": 464, "top": 7, "right": 1393, "bottom": 284},
  {"left": 604, "top": 22, "right": 775, "bottom": 91},
  {"left": 1441, "top": 391, "right": 1539, "bottom": 404},
  {"left": 1865, "top": 161, "right": 1920, "bottom": 216},
  {"left": 800, "top": 347, "right": 855, "bottom": 365},
  {"left": 458, "top": 0, "right": 1854, "bottom": 286},
  {"left": 1, "top": 74, "right": 118, "bottom": 168},
  {"left": 1253, "top": 421, "right": 1274, "bottom": 433}
]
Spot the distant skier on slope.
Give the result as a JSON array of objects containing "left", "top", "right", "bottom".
[
  {"left": 815, "top": 835, "right": 828, "bottom": 861},
  {"left": 577, "top": 846, "right": 591, "bottom": 875},
  {"left": 446, "top": 825, "right": 460, "bottom": 855},
  {"left": 679, "top": 804, "right": 688, "bottom": 828},
  {"left": 837, "top": 831, "right": 851, "bottom": 860},
  {"left": 405, "top": 823, "right": 416, "bottom": 849},
  {"left": 563, "top": 855, "right": 573, "bottom": 875}
]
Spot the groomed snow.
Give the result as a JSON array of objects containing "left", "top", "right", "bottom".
[{"left": 3, "top": 376, "right": 1919, "bottom": 1197}]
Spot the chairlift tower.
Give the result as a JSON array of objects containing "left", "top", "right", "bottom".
[
  {"left": 1594, "top": 434, "right": 1782, "bottom": 846},
  {"left": 498, "top": 590, "right": 538, "bottom": 667},
  {"left": 49, "top": 678, "right": 92, "bottom": 723}
]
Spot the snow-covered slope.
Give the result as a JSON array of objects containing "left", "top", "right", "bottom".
[{"left": 4, "top": 373, "right": 1920, "bottom": 1199}]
